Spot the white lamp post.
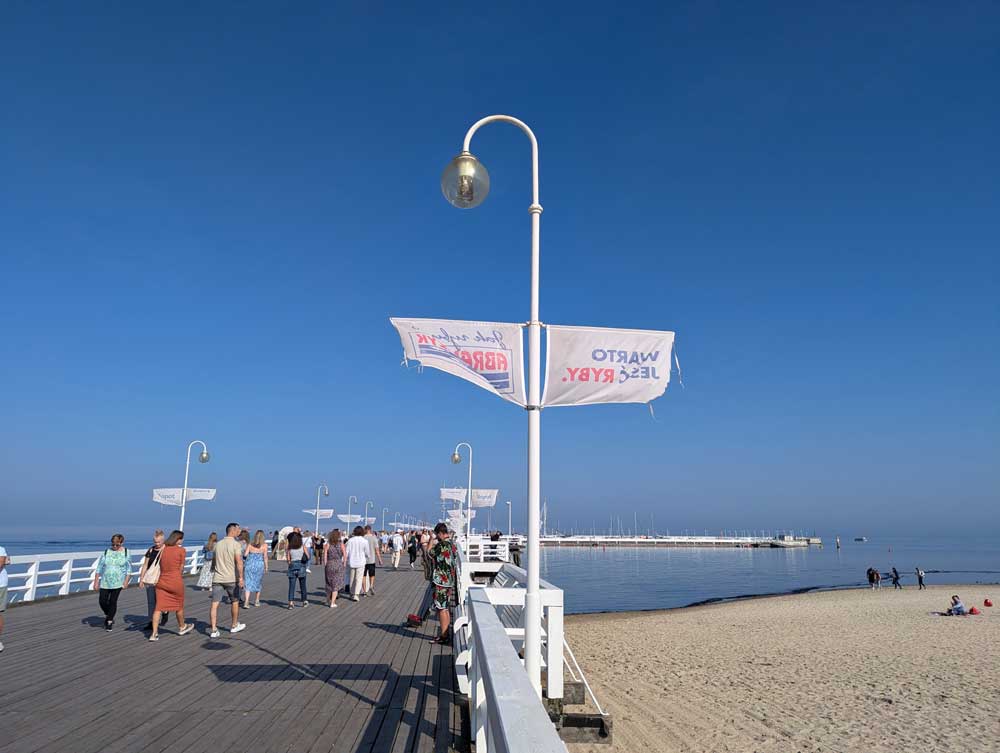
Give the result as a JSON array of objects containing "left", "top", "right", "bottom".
[
  {"left": 364, "top": 500, "right": 374, "bottom": 527},
  {"left": 451, "top": 442, "right": 473, "bottom": 540},
  {"left": 442, "top": 115, "right": 543, "bottom": 694},
  {"left": 179, "top": 440, "right": 210, "bottom": 532},
  {"left": 347, "top": 495, "right": 358, "bottom": 526},
  {"left": 310, "top": 482, "right": 330, "bottom": 537},
  {"left": 382, "top": 507, "right": 390, "bottom": 532},
  {"left": 506, "top": 500, "right": 512, "bottom": 536}
]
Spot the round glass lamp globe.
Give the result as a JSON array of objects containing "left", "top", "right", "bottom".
[
  {"left": 451, "top": 452, "right": 462, "bottom": 465},
  {"left": 441, "top": 153, "right": 489, "bottom": 209},
  {"left": 199, "top": 450, "right": 211, "bottom": 463}
]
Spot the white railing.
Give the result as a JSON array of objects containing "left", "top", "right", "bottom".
[
  {"left": 462, "top": 536, "right": 510, "bottom": 563},
  {"left": 467, "top": 587, "right": 567, "bottom": 752},
  {"left": 5, "top": 546, "right": 206, "bottom": 605}
]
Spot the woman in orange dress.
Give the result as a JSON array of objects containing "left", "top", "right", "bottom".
[{"left": 150, "top": 530, "right": 194, "bottom": 641}]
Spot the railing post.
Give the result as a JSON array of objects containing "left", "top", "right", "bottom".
[
  {"left": 471, "top": 638, "right": 488, "bottom": 751},
  {"left": 544, "top": 601, "right": 564, "bottom": 700},
  {"left": 59, "top": 558, "right": 72, "bottom": 596},
  {"left": 25, "top": 560, "right": 39, "bottom": 602}
]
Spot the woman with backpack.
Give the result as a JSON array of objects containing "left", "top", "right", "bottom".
[
  {"left": 196, "top": 532, "right": 218, "bottom": 590},
  {"left": 285, "top": 531, "right": 309, "bottom": 608},
  {"left": 93, "top": 534, "right": 131, "bottom": 632},
  {"left": 138, "top": 529, "right": 166, "bottom": 630}
]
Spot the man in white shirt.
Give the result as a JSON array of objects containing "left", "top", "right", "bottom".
[
  {"left": 345, "top": 527, "right": 369, "bottom": 602},
  {"left": 0, "top": 544, "right": 9, "bottom": 652},
  {"left": 390, "top": 531, "right": 405, "bottom": 569}
]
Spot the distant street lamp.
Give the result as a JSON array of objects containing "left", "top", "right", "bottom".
[
  {"left": 347, "top": 495, "right": 358, "bottom": 527},
  {"left": 506, "top": 500, "right": 512, "bottom": 536},
  {"left": 308, "top": 482, "right": 330, "bottom": 537},
  {"left": 451, "top": 442, "right": 473, "bottom": 539},
  {"left": 382, "top": 507, "right": 390, "bottom": 531},
  {"left": 179, "top": 440, "right": 210, "bottom": 531},
  {"left": 364, "top": 500, "right": 374, "bottom": 527}
]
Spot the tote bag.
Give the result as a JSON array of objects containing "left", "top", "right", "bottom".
[{"left": 142, "top": 548, "right": 162, "bottom": 586}]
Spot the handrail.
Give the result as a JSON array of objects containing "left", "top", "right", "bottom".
[
  {"left": 5, "top": 546, "right": 206, "bottom": 604},
  {"left": 467, "top": 587, "right": 567, "bottom": 752}
]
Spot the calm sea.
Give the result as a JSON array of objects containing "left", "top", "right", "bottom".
[
  {"left": 538, "top": 535, "right": 1000, "bottom": 614},
  {"left": 5, "top": 535, "right": 999, "bottom": 614}
]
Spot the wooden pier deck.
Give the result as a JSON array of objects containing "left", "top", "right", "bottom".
[{"left": 0, "top": 562, "right": 467, "bottom": 753}]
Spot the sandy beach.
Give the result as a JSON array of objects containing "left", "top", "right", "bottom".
[{"left": 565, "top": 585, "right": 1000, "bottom": 753}]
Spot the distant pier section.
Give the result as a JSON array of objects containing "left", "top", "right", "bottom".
[{"left": 537, "top": 534, "right": 822, "bottom": 548}]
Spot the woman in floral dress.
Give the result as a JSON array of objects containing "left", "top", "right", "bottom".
[
  {"left": 242, "top": 530, "right": 267, "bottom": 608},
  {"left": 196, "top": 532, "right": 217, "bottom": 590},
  {"left": 322, "top": 529, "right": 347, "bottom": 608}
]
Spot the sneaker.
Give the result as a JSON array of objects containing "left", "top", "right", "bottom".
[
  {"left": 148, "top": 635, "right": 159, "bottom": 642},
  {"left": 178, "top": 624, "right": 194, "bottom": 636},
  {"left": 369, "top": 588, "right": 376, "bottom": 596},
  {"left": 352, "top": 596, "right": 360, "bottom": 602},
  {"left": 329, "top": 603, "right": 337, "bottom": 609},
  {"left": 0, "top": 640, "right": 5, "bottom": 652},
  {"left": 301, "top": 602, "right": 308, "bottom": 608},
  {"left": 230, "top": 623, "right": 246, "bottom": 634},
  {"left": 105, "top": 622, "right": 113, "bottom": 632},
  {"left": 209, "top": 630, "right": 221, "bottom": 639},
  {"left": 287, "top": 604, "right": 295, "bottom": 610}
]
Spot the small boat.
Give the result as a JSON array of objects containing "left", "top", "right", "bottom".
[{"left": 854, "top": 536, "right": 868, "bottom": 542}]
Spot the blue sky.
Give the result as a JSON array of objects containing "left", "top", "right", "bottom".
[{"left": 1, "top": 3, "right": 997, "bottom": 540}]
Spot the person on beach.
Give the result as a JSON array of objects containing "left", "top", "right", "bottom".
[
  {"left": 93, "top": 534, "right": 131, "bottom": 632},
  {"left": 916, "top": 567, "right": 926, "bottom": 589},
  {"left": 872, "top": 569, "right": 882, "bottom": 590},
  {"left": 390, "top": 530, "right": 405, "bottom": 570},
  {"left": 346, "top": 526, "right": 369, "bottom": 602},
  {"left": 242, "top": 530, "right": 267, "bottom": 608},
  {"left": 285, "top": 531, "right": 309, "bottom": 608},
  {"left": 947, "top": 595, "right": 967, "bottom": 615},
  {"left": 430, "top": 523, "right": 458, "bottom": 644},
  {"left": 138, "top": 530, "right": 167, "bottom": 630},
  {"left": 150, "top": 530, "right": 194, "bottom": 641},
  {"left": 323, "top": 529, "right": 347, "bottom": 607},
  {"left": 209, "top": 523, "right": 246, "bottom": 638},
  {"left": 196, "top": 532, "right": 218, "bottom": 590},
  {"left": 362, "top": 525, "right": 383, "bottom": 596},
  {"left": 891, "top": 567, "right": 902, "bottom": 589},
  {"left": 0, "top": 543, "right": 7, "bottom": 652}
]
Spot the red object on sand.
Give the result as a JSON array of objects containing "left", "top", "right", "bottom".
[
  {"left": 969, "top": 607, "right": 981, "bottom": 615},
  {"left": 985, "top": 599, "right": 993, "bottom": 607}
]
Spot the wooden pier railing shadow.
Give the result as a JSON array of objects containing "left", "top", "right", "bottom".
[{"left": 0, "top": 562, "right": 467, "bottom": 753}]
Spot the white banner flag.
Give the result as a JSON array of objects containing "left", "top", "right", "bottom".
[
  {"left": 152, "top": 488, "right": 217, "bottom": 507},
  {"left": 303, "top": 509, "right": 335, "bottom": 519},
  {"left": 542, "top": 325, "right": 675, "bottom": 407},
  {"left": 440, "top": 488, "right": 499, "bottom": 507},
  {"left": 390, "top": 317, "right": 526, "bottom": 406},
  {"left": 337, "top": 514, "right": 362, "bottom": 523},
  {"left": 447, "top": 509, "right": 477, "bottom": 520}
]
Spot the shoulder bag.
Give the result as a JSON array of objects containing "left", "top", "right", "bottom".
[{"left": 142, "top": 548, "right": 162, "bottom": 585}]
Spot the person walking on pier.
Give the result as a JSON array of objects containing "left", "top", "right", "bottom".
[
  {"left": 0, "top": 543, "right": 7, "bottom": 652},
  {"left": 430, "top": 523, "right": 458, "bottom": 644},
  {"left": 407, "top": 530, "right": 419, "bottom": 569},
  {"left": 346, "top": 526, "right": 369, "bottom": 601},
  {"left": 242, "top": 530, "right": 268, "bottom": 608},
  {"left": 209, "top": 523, "right": 246, "bottom": 638},
  {"left": 150, "top": 530, "right": 194, "bottom": 641},
  {"left": 390, "top": 530, "right": 405, "bottom": 570},
  {"left": 285, "top": 530, "right": 309, "bottom": 608},
  {"left": 362, "top": 525, "right": 383, "bottom": 596},
  {"left": 196, "top": 532, "right": 218, "bottom": 590},
  {"left": 891, "top": 567, "right": 902, "bottom": 589},
  {"left": 916, "top": 567, "right": 926, "bottom": 589},
  {"left": 270, "top": 530, "right": 280, "bottom": 559},
  {"left": 138, "top": 530, "right": 167, "bottom": 631},
  {"left": 93, "top": 534, "right": 131, "bottom": 632},
  {"left": 323, "top": 529, "right": 347, "bottom": 607}
]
